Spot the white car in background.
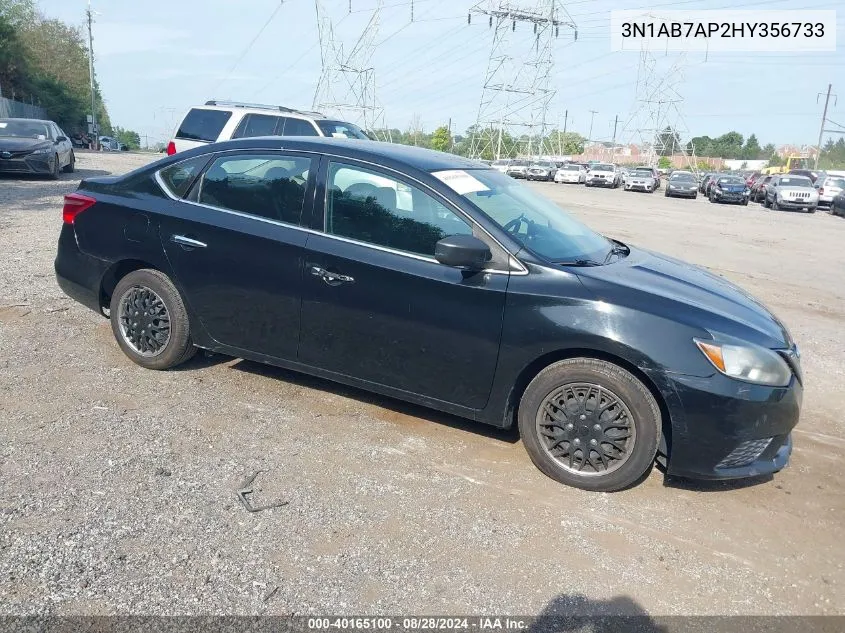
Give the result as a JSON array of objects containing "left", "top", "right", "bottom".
[
  {"left": 526, "top": 161, "right": 558, "bottom": 181},
  {"left": 491, "top": 158, "right": 511, "bottom": 174},
  {"left": 554, "top": 163, "right": 587, "bottom": 184},
  {"left": 505, "top": 159, "right": 530, "bottom": 179},
  {"left": 585, "top": 163, "right": 620, "bottom": 188},
  {"left": 166, "top": 100, "right": 369, "bottom": 155},
  {"left": 625, "top": 166, "right": 659, "bottom": 193},
  {"left": 815, "top": 175, "right": 845, "bottom": 208},
  {"left": 764, "top": 175, "right": 819, "bottom": 212}
]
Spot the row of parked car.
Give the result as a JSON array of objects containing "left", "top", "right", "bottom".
[
  {"left": 742, "top": 169, "right": 845, "bottom": 214},
  {"left": 488, "top": 159, "right": 674, "bottom": 191}
]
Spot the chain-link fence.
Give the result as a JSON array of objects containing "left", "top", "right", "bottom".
[{"left": 0, "top": 96, "right": 47, "bottom": 120}]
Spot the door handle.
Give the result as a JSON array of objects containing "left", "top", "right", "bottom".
[
  {"left": 309, "top": 265, "right": 354, "bottom": 284},
  {"left": 170, "top": 235, "right": 207, "bottom": 249}
]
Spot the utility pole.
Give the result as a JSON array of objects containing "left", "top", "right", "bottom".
[
  {"left": 560, "top": 109, "right": 568, "bottom": 156},
  {"left": 86, "top": 0, "right": 98, "bottom": 150},
  {"left": 610, "top": 114, "right": 619, "bottom": 162},
  {"left": 587, "top": 110, "right": 597, "bottom": 143},
  {"left": 815, "top": 83, "right": 834, "bottom": 169}
]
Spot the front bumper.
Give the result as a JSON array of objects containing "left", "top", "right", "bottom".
[
  {"left": 625, "top": 182, "right": 653, "bottom": 191},
  {"left": 776, "top": 198, "right": 817, "bottom": 210},
  {"left": 588, "top": 178, "right": 614, "bottom": 187},
  {"left": 0, "top": 152, "right": 53, "bottom": 175},
  {"left": 655, "top": 369, "right": 802, "bottom": 480},
  {"left": 556, "top": 176, "right": 581, "bottom": 183},
  {"left": 666, "top": 188, "right": 697, "bottom": 197}
]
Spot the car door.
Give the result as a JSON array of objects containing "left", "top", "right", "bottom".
[
  {"left": 298, "top": 158, "right": 510, "bottom": 411},
  {"left": 54, "top": 125, "right": 71, "bottom": 165},
  {"left": 157, "top": 150, "right": 315, "bottom": 360}
]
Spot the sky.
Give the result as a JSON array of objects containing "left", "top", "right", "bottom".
[{"left": 38, "top": 0, "right": 844, "bottom": 148}]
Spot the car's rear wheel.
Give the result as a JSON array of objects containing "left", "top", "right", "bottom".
[
  {"left": 518, "top": 358, "right": 661, "bottom": 492},
  {"left": 772, "top": 197, "right": 780, "bottom": 210},
  {"left": 109, "top": 269, "right": 196, "bottom": 370}
]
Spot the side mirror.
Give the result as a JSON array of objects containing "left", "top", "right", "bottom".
[
  {"left": 434, "top": 235, "right": 492, "bottom": 270},
  {"left": 55, "top": 136, "right": 67, "bottom": 143}
]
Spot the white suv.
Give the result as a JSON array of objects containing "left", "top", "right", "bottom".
[{"left": 166, "top": 100, "right": 370, "bottom": 155}]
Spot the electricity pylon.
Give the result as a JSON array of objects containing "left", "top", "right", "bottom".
[{"left": 468, "top": 0, "right": 577, "bottom": 160}]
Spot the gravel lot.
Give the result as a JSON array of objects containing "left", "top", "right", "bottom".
[{"left": 1, "top": 151, "right": 843, "bottom": 617}]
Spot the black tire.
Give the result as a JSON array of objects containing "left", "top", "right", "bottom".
[
  {"left": 709, "top": 192, "right": 716, "bottom": 203},
  {"left": 807, "top": 207, "right": 816, "bottom": 214},
  {"left": 49, "top": 154, "right": 60, "bottom": 180},
  {"left": 63, "top": 151, "right": 75, "bottom": 173},
  {"left": 692, "top": 194, "right": 697, "bottom": 199},
  {"left": 763, "top": 194, "right": 771, "bottom": 208},
  {"left": 518, "top": 358, "right": 661, "bottom": 492},
  {"left": 109, "top": 268, "right": 197, "bottom": 370},
  {"left": 772, "top": 197, "right": 780, "bottom": 211},
  {"left": 742, "top": 199, "right": 748, "bottom": 206}
]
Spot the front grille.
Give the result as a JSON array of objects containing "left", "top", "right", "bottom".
[
  {"left": 717, "top": 438, "right": 772, "bottom": 468},
  {"left": 790, "top": 192, "right": 810, "bottom": 199},
  {"left": 0, "top": 160, "right": 30, "bottom": 172}
]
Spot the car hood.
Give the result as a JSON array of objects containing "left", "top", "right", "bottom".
[
  {"left": 715, "top": 183, "right": 746, "bottom": 192},
  {"left": 779, "top": 187, "right": 817, "bottom": 195},
  {"left": 0, "top": 137, "right": 51, "bottom": 152},
  {"left": 574, "top": 246, "right": 791, "bottom": 349}
]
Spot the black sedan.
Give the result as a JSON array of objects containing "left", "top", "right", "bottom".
[
  {"left": 832, "top": 190, "right": 845, "bottom": 217},
  {"left": 0, "top": 118, "right": 75, "bottom": 178},
  {"left": 709, "top": 175, "right": 750, "bottom": 205},
  {"left": 664, "top": 171, "right": 698, "bottom": 198},
  {"left": 55, "top": 138, "right": 802, "bottom": 492}
]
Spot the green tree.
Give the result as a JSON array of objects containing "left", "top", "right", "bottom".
[
  {"left": 711, "top": 131, "right": 744, "bottom": 158},
  {"left": 655, "top": 126, "right": 682, "bottom": 156},
  {"left": 742, "top": 134, "right": 762, "bottom": 159},
  {"left": 689, "top": 135, "right": 713, "bottom": 157},
  {"left": 768, "top": 153, "right": 783, "bottom": 167},
  {"left": 657, "top": 156, "right": 672, "bottom": 169},
  {"left": 761, "top": 143, "right": 776, "bottom": 158},
  {"left": 113, "top": 126, "right": 141, "bottom": 150},
  {"left": 430, "top": 125, "right": 451, "bottom": 153}
]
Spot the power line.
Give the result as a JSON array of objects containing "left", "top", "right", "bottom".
[{"left": 210, "top": 0, "right": 286, "bottom": 96}]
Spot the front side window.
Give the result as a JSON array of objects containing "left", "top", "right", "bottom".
[
  {"left": 439, "top": 169, "right": 612, "bottom": 263},
  {"left": 315, "top": 120, "right": 369, "bottom": 139},
  {"left": 325, "top": 163, "right": 473, "bottom": 257},
  {"left": 282, "top": 118, "right": 319, "bottom": 137},
  {"left": 197, "top": 154, "right": 311, "bottom": 224},
  {"left": 232, "top": 114, "right": 283, "bottom": 139}
]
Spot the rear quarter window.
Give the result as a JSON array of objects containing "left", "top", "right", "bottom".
[
  {"left": 175, "top": 109, "right": 233, "bottom": 142},
  {"left": 158, "top": 155, "right": 210, "bottom": 198}
]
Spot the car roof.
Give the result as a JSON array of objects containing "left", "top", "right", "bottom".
[
  {"left": 0, "top": 117, "right": 53, "bottom": 124},
  {"left": 188, "top": 104, "right": 321, "bottom": 121},
  {"left": 196, "top": 137, "right": 490, "bottom": 172}
]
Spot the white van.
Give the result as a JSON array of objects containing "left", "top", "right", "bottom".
[{"left": 166, "top": 100, "right": 370, "bottom": 155}]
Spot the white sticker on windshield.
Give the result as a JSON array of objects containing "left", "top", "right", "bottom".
[
  {"left": 433, "top": 170, "right": 489, "bottom": 195},
  {"left": 0, "top": 122, "right": 7, "bottom": 128},
  {"left": 331, "top": 132, "right": 345, "bottom": 138}
]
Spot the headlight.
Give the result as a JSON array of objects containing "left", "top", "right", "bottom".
[
  {"left": 30, "top": 146, "right": 52, "bottom": 155},
  {"left": 694, "top": 339, "right": 792, "bottom": 386}
]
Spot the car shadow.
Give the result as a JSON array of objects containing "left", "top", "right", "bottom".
[
  {"left": 220, "top": 356, "right": 521, "bottom": 445},
  {"left": 528, "top": 593, "right": 668, "bottom": 632}
]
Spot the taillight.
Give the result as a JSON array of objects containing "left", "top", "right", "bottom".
[
  {"left": 63, "top": 193, "right": 96, "bottom": 224},
  {"left": 166, "top": 141, "right": 176, "bottom": 156}
]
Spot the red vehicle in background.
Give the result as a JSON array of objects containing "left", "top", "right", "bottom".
[{"left": 746, "top": 171, "right": 762, "bottom": 187}]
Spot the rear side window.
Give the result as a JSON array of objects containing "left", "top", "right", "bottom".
[
  {"left": 158, "top": 155, "right": 210, "bottom": 198},
  {"left": 175, "top": 109, "right": 232, "bottom": 142},
  {"left": 232, "top": 113, "right": 283, "bottom": 139},
  {"left": 282, "top": 118, "right": 319, "bottom": 137},
  {"left": 197, "top": 153, "right": 311, "bottom": 224}
]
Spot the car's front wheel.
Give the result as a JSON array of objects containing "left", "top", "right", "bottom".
[
  {"left": 63, "top": 151, "right": 75, "bottom": 173},
  {"left": 772, "top": 197, "right": 780, "bottom": 210},
  {"left": 109, "top": 268, "right": 197, "bottom": 370},
  {"left": 518, "top": 358, "right": 661, "bottom": 492}
]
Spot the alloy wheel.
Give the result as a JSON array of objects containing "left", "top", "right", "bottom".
[{"left": 535, "top": 382, "right": 636, "bottom": 476}]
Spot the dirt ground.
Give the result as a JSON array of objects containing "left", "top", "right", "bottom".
[{"left": 0, "top": 152, "right": 843, "bottom": 616}]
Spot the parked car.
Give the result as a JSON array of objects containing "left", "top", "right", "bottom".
[
  {"left": 505, "top": 159, "right": 530, "bottom": 179},
  {"left": 55, "top": 137, "right": 802, "bottom": 492},
  {"left": 585, "top": 163, "right": 620, "bottom": 188},
  {"left": 764, "top": 175, "right": 818, "bottom": 212},
  {"left": 0, "top": 117, "right": 75, "bottom": 178},
  {"left": 831, "top": 189, "right": 845, "bottom": 217},
  {"left": 166, "top": 100, "right": 369, "bottom": 155},
  {"left": 624, "top": 167, "right": 658, "bottom": 193},
  {"left": 526, "top": 161, "right": 558, "bottom": 181},
  {"left": 698, "top": 173, "right": 714, "bottom": 194},
  {"left": 786, "top": 169, "right": 823, "bottom": 184},
  {"left": 814, "top": 176, "right": 845, "bottom": 208},
  {"left": 745, "top": 171, "right": 762, "bottom": 187},
  {"left": 751, "top": 174, "right": 773, "bottom": 203},
  {"left": 708, "top": 175, "right": 750, "bottom": 205},
  {"left": 664, "top": 171, "right": 698, "bottom": 199},
  {"left": 491, "top": 158, "right": 511, "bottom": 174},
  {"left": 554, "top": 163, "right": 587, "bottom": 184}
]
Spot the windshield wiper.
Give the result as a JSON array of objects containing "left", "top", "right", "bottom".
[{"left": 554, "top": 259, "right": 604, "bottom": 267}]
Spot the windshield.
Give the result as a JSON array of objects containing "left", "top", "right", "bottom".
[
  {"left": 826, "top": 178, "right": 845, "bottom": 188},
  {"left": 591, "top": 164, "right": 613, "bottom": 172},
  {"left": 562, "top": 164, "right": 581, "bottom": 171},
  {"left": 632, "top": 169, "right": 653, "bottom": 177},
  {"left": 670, "top": 173, "right": 695, "bottom": 182},
  {"left": 779, "top": 177, "right": 812, "bottom": 187},
  {"left": 315, "top": 120, "right": 369, "bottom": 140},
  {"left": 492, "top": 159, "right": 510, "bottom": 166},
  {"left": 511, "top": 160, "right": 529, "bottom": 166},
  {"left": 717, "top": 176, "right": 745, "bottom": 185},
  {"left": 446, "top": 169, "right": 612, "bottom": 263},
  {"left": 0, "top": 119, "right": 50, "bottom": 139}
]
